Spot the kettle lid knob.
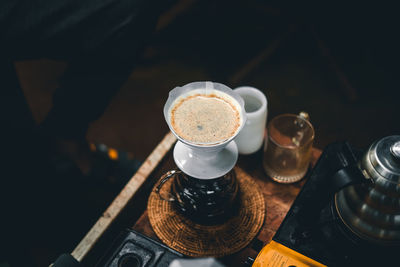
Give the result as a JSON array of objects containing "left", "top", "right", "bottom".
[
  {"left": 390, "top": 141, "right": 400, "bottom": 161},
  {"left": 368, "top": 135, "right": 400, "bottom": 182}
]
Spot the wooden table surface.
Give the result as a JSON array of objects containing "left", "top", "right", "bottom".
[
  {"left": 131, "top": 137, "right": 322, "bottom": 266},
  {"left": 72, "top": 132, "right": 321, "bottom": 266}
]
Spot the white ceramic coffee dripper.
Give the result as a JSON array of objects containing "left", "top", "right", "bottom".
[{"left": 163, "top": 81, "right": 247, "bottom": 179}]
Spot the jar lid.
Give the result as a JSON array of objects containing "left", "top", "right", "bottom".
[{"left": 369, "top": 135, "right": 400, "bottom": 183}]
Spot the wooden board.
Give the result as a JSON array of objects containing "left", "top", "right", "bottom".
[
  {"left": 132, "top": 148, "right": 322, "bottom": 265},
  {"left": 71, "top": 129, "right": 321, "bottom": 264}
]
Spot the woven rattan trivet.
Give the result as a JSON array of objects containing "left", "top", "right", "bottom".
[{"left": 147, "top": 167, "right": 265, "bottom": 257}]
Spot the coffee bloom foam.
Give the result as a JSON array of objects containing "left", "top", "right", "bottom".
[{"left": 169, "top": 90, "right": 241, "bottom": 144}]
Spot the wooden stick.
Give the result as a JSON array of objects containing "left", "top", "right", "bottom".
[
  {"left": 229, "top": 26, "right": 295, "bottom": 86},
  {"left": 156, "top": 0, "right": 198, "bottom": 31},
  {"left": 311, "top": 27, "right": 358, "bottom": 101},
  {"left": 71, "top": 132, "right": 177, "bottom": 262}
]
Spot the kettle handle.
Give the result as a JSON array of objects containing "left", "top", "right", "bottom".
[
  {"left": 293, "top": 163, "right": 368, "bottom": 239},
  {"left": 330, "top": 164, "right": 369, "bottom": 194},
  {"left": 294, "top": 142, "right": 368, "bottom": 230},
  {"left": 155, "top": 169, "right": 181, "bottom": 202}
]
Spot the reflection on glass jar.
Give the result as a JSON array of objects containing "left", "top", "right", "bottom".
[{"left": 156, "top": 169, "right": 239, "bottom": 225}]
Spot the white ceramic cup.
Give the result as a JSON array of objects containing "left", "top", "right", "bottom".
[{"left": 234, "top": 86, "right": 268, "bottom": 155}]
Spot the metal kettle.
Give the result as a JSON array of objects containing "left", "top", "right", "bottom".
[{"left": 334, "top": 135, "right": 400, "bottom": 245}]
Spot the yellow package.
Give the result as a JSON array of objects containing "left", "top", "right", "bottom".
[{"left": 253, "top": 241, "right": 326, "bottom": 267}]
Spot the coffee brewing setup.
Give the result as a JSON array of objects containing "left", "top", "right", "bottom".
[
  {"left": 158, "top": 81, "right": 400, "bottom": 265},
  {"left": 157, "top": 81, "right": 247, "bottom": 224},
  {"left": 96, "top": 81, "right": 399, "bottom": 267}
]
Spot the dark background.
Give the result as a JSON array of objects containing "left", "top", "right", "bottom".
[{"left": 10, "top": 0, "right": 399, "bottom": 265}]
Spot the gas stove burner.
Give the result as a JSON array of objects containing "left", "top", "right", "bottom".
[{"left": 97, "top": 230, "right": 183, "bottom": 267}]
